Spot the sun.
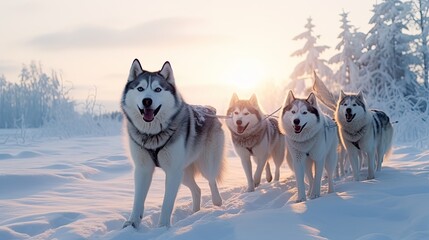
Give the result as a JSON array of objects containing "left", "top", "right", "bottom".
[{"left": 222, "top": 58, "right": 266, "bottom": 93}]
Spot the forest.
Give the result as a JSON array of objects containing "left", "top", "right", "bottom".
[{"left": 0, "top": 0, "right": 428, "bottom": 145}]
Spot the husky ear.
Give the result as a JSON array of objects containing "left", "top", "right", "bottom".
[
  {"left": 340, "top": 90, "right": 346, "bottom": 99},
  {"left": 160, "top": 61, "right": 175, "bottom": 85},
  {"left": 357, "top": 91, "right": 365, "bottom": 101},
  {"left": 229, "top": 93, "right": 239, "bottom": 107},
  {"left": 128, "top": 59, "right": 144, "bottom": 82},
  {"left": 306, "top": 92, "right": 318, "bottom": 106},
  {"left": 285, "top": 90, "right": 295, "bottom": 106},
  {"left": 249, "top": 93, "right": 258, "bottom": 106}
]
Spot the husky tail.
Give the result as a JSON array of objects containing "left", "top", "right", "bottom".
[{"left": 312, "top": 72, "right": 337, "bottom": 111}]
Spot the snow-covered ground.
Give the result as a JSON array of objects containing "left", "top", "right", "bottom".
[{"left": 1, "top": 131, "right": 429, "bottom": 240}]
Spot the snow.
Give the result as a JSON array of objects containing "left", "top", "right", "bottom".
[{"left": 1, "top": 131, "right": 429, "bottom": 240}]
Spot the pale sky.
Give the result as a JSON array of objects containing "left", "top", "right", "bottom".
[{"left": 0, "top": 0, "right": 375, "bottom": 113}]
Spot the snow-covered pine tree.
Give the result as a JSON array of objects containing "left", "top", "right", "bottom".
[
  {"left": 359, "top": 0, "right": 419, "bottom": 99},
  {"left": 411, "top": 0, "right": 429, "bottom": 89},
  {"left": 289, "top": 17, "right": 333, "bottom": 95},
  {"left": 329, "top": 11, "right": 365, "bottom": 91}
]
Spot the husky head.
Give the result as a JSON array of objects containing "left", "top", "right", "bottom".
[
  {"left": 121, "top": 59, "right": 182, "bottom": 134},
  {"left": 226, "top": 93, "right": 263, "bottom": 135},
  {"left": 280, "top": 91, "right": 321, "bottom": 140},
  {"left": 336, "top": 90, "right": 367, "bottom": 125}
]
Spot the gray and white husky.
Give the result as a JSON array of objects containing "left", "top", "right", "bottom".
[
  {"left": 121, "top": 59, "right": 225, "bottom": 228},
  {"left": 280, "top": 91, "right": 338, "bottom": 202},
  {"left": 312, "top": 74, "right": 394, "bottom": 181},
  {"left": 226, "top": 93, "right": 285, "bottom": 192}
]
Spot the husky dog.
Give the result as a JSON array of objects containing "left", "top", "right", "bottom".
[
  {"left": 226, "top": 93, "right": 285, "bottom": 192},
  {"left": 280, "top": 91, "right": 338, "bottom": 202},
  {"left": 121, "top": 59, "right": 225, "bottom": 228},
  {"left": 312, "top": 74, "right": 394, "bottom": 181},
  {"left": 335, "top": 91, "right": 393, "bottom": 180}
]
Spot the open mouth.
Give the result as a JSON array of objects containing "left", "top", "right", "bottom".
[
  {"left": 237, "top": 123, "right": 249, "bottom": 134},
  {"left": 345, "top": 113, "right": 356, "bottom": 122},
  {"left": 138, "top": 105, "right": 162, "bottom": 122},
  {"left": 294, "top": 123, "right": 307, "bottom": 134}
]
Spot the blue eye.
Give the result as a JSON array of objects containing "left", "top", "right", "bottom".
[
  {"left": 154, "top": 87, "right": 162, "bottom": 93},
  {"left": 137, "top": 87, "right": 144, "bottom": 92}
]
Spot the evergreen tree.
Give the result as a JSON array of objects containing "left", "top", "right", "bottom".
[
  {"left": 289, "top": 17, "right": 333, "bottom": 94},
  {"left": 329, "top": 11, "right": 364, "bottom": 90},
  {"left": 359, "top": 0, "right": 419, "bottom": 98},
  {"left": 411, "top": 0, "right": 429, "bottom": 88}
]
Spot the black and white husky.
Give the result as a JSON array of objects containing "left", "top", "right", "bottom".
[
  {"left": 280, "top": 91, "right": 338, "bottom": 202},
  {"left": 313, "top": 74, "right": 394, "bottom": 181},
  {"left": 121, "top": 59, "right": 225, "bottom": 228},
  {"left": 226, "top": 93, "right": 285, "bottom": 192}
]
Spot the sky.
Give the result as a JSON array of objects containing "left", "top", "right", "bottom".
[{"left": 0, "top": 0, "right": 376, "bottom": 112}]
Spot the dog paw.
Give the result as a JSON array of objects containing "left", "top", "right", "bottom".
[
  {"left": 246, "top": 186, "right": 255, "bottom": 192},
  {"left": 212, "top": 196, "right": 222, "bottom": 207},
  {"left": 367, "top": 176, "right": 375, "bottom": 180},
  {"left": 123, "top": 220, "right": 139, "bottom": 229},
  {"left": 295, "top": 197, "right": 306, "bottom": 203},
  {"left": 309, "top": 194, "right": 320, "bottom": 199},
  {"left": 254, "top": 181, "right": 260, "bottom": 188}
]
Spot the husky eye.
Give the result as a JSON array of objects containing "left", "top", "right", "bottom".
[
  {"left": 244, "top": 112, "right": 249, "bottom": 116},
  {"left": 234, "top": 111, "right": 239, "bottom": 115},
  {"left": 303, "top": 111, "right": 308, "bottom": 115},
  {"left": 291, "top": 110, "right": 296, "bottom": 114},
  {"left": 343, "top": 103, "right": 348, "bottom": 106},
  {"left": 352, "top": 104, "right": 357, "bottom": 107},
  {"left": 154, "top": 87, "right": 162, "bottom": 93},
  {"left": 137, "top": 87, "right": 144, "bottom": 92}
]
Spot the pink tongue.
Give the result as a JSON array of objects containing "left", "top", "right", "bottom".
[
  {"left": 143, "top": 109, "right": 154, "bottom": 122},
  {"left": 237, "top": 125, "right": 245, "bottom": 133},
  {"left": 346, "top": 113, "right": 352, "bottom": 120},
  {"left": 294, "top": 126, "right": 301, "bottom": 132}
]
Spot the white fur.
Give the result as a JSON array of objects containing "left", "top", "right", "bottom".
[
  {"left": 226, "top": 93, "right": 285, "bottom": 192},
  {"left": 280, "top": 91, "right": 338, "bottom": 202},
  {"left": 335, "top": 90, "right": 394, "bottom": 181},
  {"left": 122, "top": 60, "right": 225, "bottom": 228}
]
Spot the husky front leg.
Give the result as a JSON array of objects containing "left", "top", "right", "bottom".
[
  {"left": 239, "top": 153, "right": 254, "bottom": 192},
  {"left": 159, "top": 169, "right": 183, "bottom": 227},
  {"left": 366, "top": 148, "right": 376, "bottom": 180},
  {"left": 292, "top": 150, "right": 306, "bottom": 202},
  {"left": 123, "top": 165, "right": 154, "bottom": 229},
  {"left": 253, "top": 154, "right": 269, "bottom": 187},
  {"left": 309, "top": 158, "right": 324, "bottom": 199},
  {"left": 345, "top": 142, "right": 361, "bottom": 181}
]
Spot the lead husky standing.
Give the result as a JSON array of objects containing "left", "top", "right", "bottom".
[
  {"left": 312, "top": 74, "right": 393, "bottom": 181},
  {"left": 121, "top": 59, "right": 225, "bottom": 228},
  {"left": 280, "top": 91, "right": 338, "bottom": 202},
  {"left": 226, "top": 93, "right": 285, "bottom": 192}
]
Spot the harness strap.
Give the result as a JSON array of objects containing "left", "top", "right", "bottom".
[
  {"left": 147, "top": 148, "right": 161, "bottom": 167},
  {"left": 351, "top": 141, "right": 360, "bottom": 150}
]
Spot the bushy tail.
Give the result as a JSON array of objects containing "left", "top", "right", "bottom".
[{"left": 312, "top": 72, "right": 337, "bottom": 112}]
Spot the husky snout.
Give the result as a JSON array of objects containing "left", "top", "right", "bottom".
[
  {"left": 236, "top": 119, "right": 249, "bottom": 134},
  {"left": 138, "top": 97, "right": 161, "bottom": 123},
  {"left": 293, "top": 118, "right": 306, "bottom": 134},
  {"left": 345, "top": 108, "right": 356, "bottom": 122}
]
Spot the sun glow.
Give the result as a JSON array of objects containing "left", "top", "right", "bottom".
[{"left": 221, "top": 58, "right": 267, "bottom": 95}]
